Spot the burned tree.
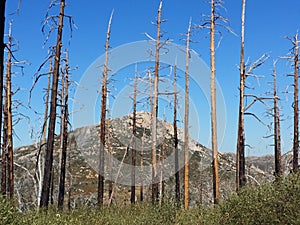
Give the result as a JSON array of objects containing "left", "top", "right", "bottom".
[
  {"left": 209, "top": 0, "right": 220, "bottom": 204},
  {"left": 236, "top": 0, "right": 269, "bottom": 190},
  {"left": 173, "top": 64, "right": 180, "bottom": 204},
  {"left": 183, "top": 19, "right": 191, "bottom": 210},
  {"left": 40, "top": 0, "right": 66, "bottom": 208},
  {"left": 0, "top": 0, "right": 6, "bottom": 196},
  {"left": 151, "top": 0, "right": 162, "bottom": 203},
  {"left": 130, "top": 66, "right": 137, "bottom": 204},
  {"left": 5, "top": 21, "right": 13, "bottom": 199},
  {"left": 292, "top": 35, "right": 299, "bottom": 173},
  {"left": 98, "top": 10, "right": 113, "bottom": 206},
  {"left": 58, "top": 51, "right": 69, "bottom": 209},
  {"left": 197, "top": 0, "right": 233, "bottom": 203},
  {"left": 272, "top": 60, "right": 282, "bottom": 178},
  {"left": 236, "top": 0, "right": 246, "bottom": 191}
]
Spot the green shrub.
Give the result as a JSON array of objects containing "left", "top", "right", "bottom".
[{"left": 1, "top": 174, "right": 300, "bottom": 224}]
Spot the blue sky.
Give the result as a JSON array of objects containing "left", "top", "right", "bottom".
[{"left": 4, "top": 0, "right": 300, "bottom": 156}]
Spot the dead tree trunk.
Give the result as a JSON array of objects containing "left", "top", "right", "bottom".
[
  {"left": 184, "top": 19, "right": 191, "bottom": 210},
  {"left": 107, "top": 109, "right": 113, "bottom": 201},
  {"left": 151, "top": 0, "right": 162, "bottom": 204},
  {"left": 140, "top": 133, "right": 144, "bottom": 202},
  {"left": 173, "top": 64, "right": 180, "bottom": 204},
  {"left": 159, "top": 116, "right": 166, "bottom": 205},
  {"left": 293, "top": 34, "right": 299, "bottom": 173},
  {"left": 40, "top": 0, "right": 65, "bottom": 208},
  {"left": 37, "top": 58, "right": 52, "bottom": 206},
  {"left": 236, "top": 0, "right": 246, "bottom": 191},
  {"left": 98, "top": 10, "right": 113, "bottom": 206},
  {"left": 130, "top": 66, "right": 137, "bottom": 204},
  {"left": 273, "top": 61, "right": 282, "bottom": 178},
  {"left": 0, "top": 0, "right": 6, "bottom": 197},
  {"left": 210, "top": 0, "right": 220, "bottom": 204},
  {"left": 1, "top": 99, "right": 6, "bottom": 196},
  {"left": 6, "top": 21, "right": 13, "bottom": 199},
  {"left": 58, "top": 52, "right": 69, "bottom": 209}
]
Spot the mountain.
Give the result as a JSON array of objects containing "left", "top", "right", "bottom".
[{"left": 13, "top": 111, "right": 274, "bottom": 209}]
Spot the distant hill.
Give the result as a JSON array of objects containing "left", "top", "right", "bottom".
[{"left": 14, "top": 111, "right": 275, "bottom": 209}]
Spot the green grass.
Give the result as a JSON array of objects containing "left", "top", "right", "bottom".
[{"left": 1, "top": 173, "right": 300, "bottom": 225}]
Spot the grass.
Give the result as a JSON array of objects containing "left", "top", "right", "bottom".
[{"left": 1, "top": 173, "right": 300, "bottom": 225}]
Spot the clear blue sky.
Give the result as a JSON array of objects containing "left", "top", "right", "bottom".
[{"left": 4, "top": 0, "right": 300, "bottom": 156}]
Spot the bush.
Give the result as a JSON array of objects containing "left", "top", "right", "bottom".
[{"left": 1, "top": 174, "right": 300, "bottom": 224}]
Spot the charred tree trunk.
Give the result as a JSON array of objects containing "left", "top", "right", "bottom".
[
  {"left": 236, "top": 0, "right": 246, "bottom": 191},
  {"left": 130, "top": 67, "right": 137, "bottom": 204},
  {"left": 173, "top": 64, "right": 180, "bottom": 204},
  {"left": 58, "top": 52, "right": 69, "bottom": 209},
  {"left": 0, "top": 0, "right": 6, "bottom": 197},
  {"left": 183, "top": 19, "right": 191, "bottom": 210},
  {"left": 151, "top": 0, "right": 162, "bottom": 204},
  {"left": 98, "top": 11, "right": 113, "bottom": 206},
  {"left": 273, "top": 62, "right": 282, "bottom": 178},
  {"left": 40, "top": 0, "right": 65, "bottom": 208},
  {"left": 6, "top": 21, "right": 13, "bottom": 199},
  {"left": 293, "top": 35, "right": 299, "bottom": 173},
  {"left": 140, "top": 134, "right": 144, "bottom": 202},
  {"left": 1, "top": 102, "right": 6, "bottom": 196},
  {"left": 160, "top": 130, "right": 165, "bottom": 204},
  {"left": 210, "top": 0, "right": 220, "bottom": 204},
  {"left": 107, "top": 108, "right": 113, "bottom": 202}
]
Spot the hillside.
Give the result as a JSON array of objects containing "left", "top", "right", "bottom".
[{"left": 13, "top": 111, "right": 274, "bottom": 209}]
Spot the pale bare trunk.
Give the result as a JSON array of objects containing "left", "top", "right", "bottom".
[
  {"left": 210, "top": 0, "right": 220, "bottom": 204},
  {"left": 184, "top": 19, "right": 191, "bottom": 210},
  {"left": 151, "top": 1, "right": 162, "bottom": 203},
  {"left": 98, "top": 10, "right": 113, "bottom": 206},
  {"left": 6, "top": 21, "right": 13, "bottom": 199}
]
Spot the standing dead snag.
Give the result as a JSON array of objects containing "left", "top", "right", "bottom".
[
  {"left": 173, "top": 64, "right": 180, "bottom": 204},
  {"left": 98, "top": 10, "right": 113, "bottom": 206},
  {"left": 58, "top": 51, "right": 69, "bottom": 209},
  {"left": 210, "top": 0, "right": 220, "bottom": 204},
  {"left": 40, "top": 0, "right": 65, "bottom": 208},
  {"left": 0, "top": 0, "right": 6, "bottom": 196},
  {"left": 292, "top": 34, "right": 299, "bottom": 173},
  {"left": 236, "top": 0, "right": 246, "bottom": 191},
  {"left": 151, "top": 0, "right": 162, "bottom": 203},
  {"left": 130, "top": 65, "right": 137, "bottom": 204},
  {"left": 273, "top": 61, "right": 282, "bottom": 178},
  {"left": 183, "top": 19, "right": 191, "bottom": 210},
  {"left": 5, "top": 21, "right": 13, "bottom": 199}
]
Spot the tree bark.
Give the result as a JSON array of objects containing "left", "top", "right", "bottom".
[
  {"left": 183, "top": 19, "right": 191, "bottom": 210},
  {"left": 40, "top": 0, "right": 65, "bottom": 208},
  {"left": 293, "top": 35, "right": 299, "bottom": 173},
  {"left": 130, "top": 66, "right": 137, "bottom": 204},
  {"left": 173, "top": 64, "right": 180, "bottom": 204},
  {"left": 0, "top": 0, "right": 6, "bottom": 197},
  {"left": 58, "top": 52, "right": 69, "bottom": 209},
  {"left": 236, "top": 0, "right": 246, "bottom": 191},
  {"left": 210, "top": 0, "right": 220, "bottom": 204},
  {"left": 98, "top": 10, "right": 113, "bottom": 206},
  {"left": 273, "top": 62, "right": 282, "bottom": 178},
  {"left": 151, "top": 0, "right": 162, "bottom": 204},
  {"left": 6, "top": 21, "right": 13, "bottom": 199}
]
